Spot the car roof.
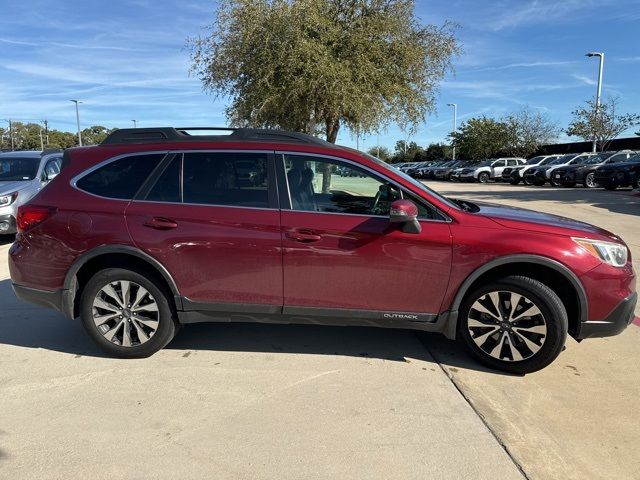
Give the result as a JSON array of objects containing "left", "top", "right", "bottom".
[{"left": 0, "top": 150, "right": 42, "bottom": 158}]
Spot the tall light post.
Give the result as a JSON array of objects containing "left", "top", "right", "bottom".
[
  {"left": 132, "top": 120, "right": 138, "bottom": 128},
  {"left": 70, "top": 100, "right": 82, "bottom": 146},
  {"left": 585, "top": 52, "right": 604, "bottom": 152},
  {"left": 447, "top": 103, "right": 457, "bottom": 160}
]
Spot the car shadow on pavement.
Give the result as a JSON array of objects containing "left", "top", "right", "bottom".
[
  {"left": 0, "top": 235, "right": 15, "bottom": 246},
  {"left": 0, "top": 279, "right": 513, "bottom": 374},
  {"left": 439, "top": 185, "right": 640, "bottom": 217}
]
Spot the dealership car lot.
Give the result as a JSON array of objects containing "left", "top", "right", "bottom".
[{"left": 0, "top": 181, "right": 638, "bottom": 479}]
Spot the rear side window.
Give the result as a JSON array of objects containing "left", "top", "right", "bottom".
[
  {"left": 181, "top": 152, "right": 269, "bottom": 208},
  {"left": 76, "top": 154, "right": 164, "bottom": 199}
]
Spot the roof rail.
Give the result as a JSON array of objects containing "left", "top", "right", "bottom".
[{"left": 100, "top": 127, "right": 332, "bottom": 147}]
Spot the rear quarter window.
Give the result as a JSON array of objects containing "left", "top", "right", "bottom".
[{"left": 76, "top": 153, "right": 165, "bottom": 199}]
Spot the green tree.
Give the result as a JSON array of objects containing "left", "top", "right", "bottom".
[
  {"left": 503, "top": 107, "right": 559, "bottom": 157},
  {"left": 81, "top": 126, "right": 116, "bottom": 145},
  {"left": 392, "top": 140, "right": 423, "bottom": 163},
  {"left": 449, "top": 117, "right": 511, "bottom": 160},
  {"left": 46, "top": 130, "right": 77, "bottom": 149},
  {"left": 188, "top": 0, "right": 459, "bottom": 190},
  {"left": 567, "top": 97, "right": 640, "bottom": 151},
  {"left": 366, "top": 146, "right": 391, "bottom": 162},
  {"left": 424, "top": 142, "right": 451, "bottom": 161}
]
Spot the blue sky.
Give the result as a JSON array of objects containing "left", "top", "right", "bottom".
[{"left": 1, "top": 0, "right": 639, "bottom": 150}]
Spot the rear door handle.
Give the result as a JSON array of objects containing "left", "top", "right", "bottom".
[
  {"left": 286, "top": 229, "right": 322, "bottom": 243},
  {"left": 143, "top": 217, "right": 178, "bottom": 230}
]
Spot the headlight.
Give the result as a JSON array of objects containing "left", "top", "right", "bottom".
[
  {"left": 0, "top": 192, "right": 18, "bottom": 206},
  {"left": 573, "top": 238, "right": 628, "bottom": 267}
]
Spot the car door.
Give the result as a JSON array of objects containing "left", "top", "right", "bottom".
[
  {"left": 278, "top": 153, "right": 452, "bottom": 319},
  {"left": 125, "top": 150, "right": 283, "bottom": 311},
  {"left": 491, "top": 160, "right": 507, "bottom": 177}
]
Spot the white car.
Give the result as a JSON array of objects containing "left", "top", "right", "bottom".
[
  {"left": 456, "top": 157, "right": 526, "bottom": 183},
  {"left": 524, "top": 153, "right": 595, "bottom": 186},
  {"left": 502, "top": 155, "right": 563, "bottom": 185}
]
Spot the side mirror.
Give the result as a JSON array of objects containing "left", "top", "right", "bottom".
[{"left": 389, "top": 199, "right": 421, "bottom": 234}]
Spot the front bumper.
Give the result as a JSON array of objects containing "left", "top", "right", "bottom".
[
  {"left": 576, "top": 292, "right": 637, "bottom": 339},
  {"left": 524, "top": 171, "right": 546, "bottom": 184},
  {"left": 0, "top": 214, "right": 16, "bottom": 235}
]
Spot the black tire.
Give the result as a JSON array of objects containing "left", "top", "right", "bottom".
[
  {"left": 633, "top": 176, "right": 640, "bottom": 190},
  {"left": 583, "top": 172, "right": 597, "bottom": 189},
  {"left": 458, "top": 275, "right": 568, "bottom": 374},
  {"left": 509, "top": 178, "right": 520, "bottom": 185},
  {"left": 532, "top": 180, "right": 545, "bottom": 186},
  {"left": 80, "top": 268, "right": 177, "bottom": 358},
  {"left": 478, "top": 172, "right": 490, "bottom": 184},
  {"left": 523, "top": 177, "right": 534, "bottom": 186}
]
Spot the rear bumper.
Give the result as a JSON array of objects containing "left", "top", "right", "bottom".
[
  {"left": 12, "top": 283, "right": 75, "bottom": 319},
  {"left": 576, "top": 292, "right": 637, "bottom": 339}
]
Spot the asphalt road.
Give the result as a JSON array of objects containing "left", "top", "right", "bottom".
[{"left": 0, "top": 181, "right": 638, "bottom": 479}]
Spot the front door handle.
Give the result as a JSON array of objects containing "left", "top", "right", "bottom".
[
  {"left": 143, "top": 217, "right": 178, "bottom": 230},
  {"left": 286, "top": 229, "right": 322, "bottom": 243}
]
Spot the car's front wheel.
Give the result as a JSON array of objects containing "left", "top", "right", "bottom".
[
  {"left": 583, "top": 172, "right": 597, "bottom": 188},
  {"left": 478, "top": 172, "right": 490, "bottom": 183},
  {"left": 458, "top": 275, "right": 567, "bottom": 374},
  {"left": 80, "top": 268, "right": 177, "bottom": 358}
]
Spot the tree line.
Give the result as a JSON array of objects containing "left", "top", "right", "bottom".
[{"left": 0, "top": 123, "right": 116, "bottom": 151}]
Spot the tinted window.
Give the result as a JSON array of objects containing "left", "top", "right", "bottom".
[
  {"left": 0, "top": 156, "right": 39, "bottom": 181},
  {"left": 44, "top": 157, "right": 61, "bottom": 178},
  {"left": 146, "top": 156, "right": 181, "bottom": 203},
  {"left": 77, "top": 154, "right": 164, "bottom": 199},
  {"left": 507, "top": 159, "right": 517, "bottom": 166},
  {"left": 182, "top": 152, "right": 269, "bottom": 208},
  {"left": 284, "top": 155, "right": 442, "bottom": 220}
]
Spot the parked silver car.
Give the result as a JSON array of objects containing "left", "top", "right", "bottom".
[{"left": 0, "top": 150, "right": 62, "bottom": 234}]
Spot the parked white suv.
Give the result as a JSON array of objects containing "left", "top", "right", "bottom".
[{"left": 456, "top": 158, "right": 526, "bottom": 183}]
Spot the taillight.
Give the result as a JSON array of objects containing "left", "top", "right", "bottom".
[{"left": 16, "top": 205, "right": 56, "bottom": 233}]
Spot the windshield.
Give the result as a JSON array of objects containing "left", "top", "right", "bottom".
[
  {"left": 526, "top": 156, "right": 544, "bottom": 165},
  {"left": 363, "top": 153, "right": 458, "bottom": 210},
  {"left": 548, "top": 155, "right": 574, "bottom": 165},
  {"left": 0, "top": 156, "right": 40, "bottom": 181},
  {"left": 627, "top": 154, "right": 640, "bottom": 163},
  {"left": 582, "top": 155, "right": 606, "bottom": 165},
  {"left": 571, "top": 155, "right": 591, "bottom": 165}
]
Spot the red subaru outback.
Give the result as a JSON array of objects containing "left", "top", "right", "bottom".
[{"left": 9, "top": 128, "right": 637, "bottom": 373}]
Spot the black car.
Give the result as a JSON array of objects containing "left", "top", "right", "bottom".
[
  {"left": 431, "top": 160, "right": 466, "bottom": 181},
  {"left": 593, "top": 154, "right": 640, "bottom": 190},
  {"left": 552, "top": 151, "right": 636, "bottom": 188}
]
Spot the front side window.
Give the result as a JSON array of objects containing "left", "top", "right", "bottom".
[
  {"left": 284, "top": 155, "right": 442, "bottom": 219},
  {"left": 43, "top": 157, "right": 62, "bottom": 178},
  {"left": 77, "top": 154, "right": 164, "bottom": 199}
]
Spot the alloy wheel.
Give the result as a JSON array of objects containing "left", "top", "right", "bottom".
[
  {"left": 585, "top": 173, "right": 596, "bottom": 188},
  {"left": 92, "top": 280, "right": 160, "bottom": 347},
  {"left": 467, "top": 290, "right": 547, "bottom": 362}
]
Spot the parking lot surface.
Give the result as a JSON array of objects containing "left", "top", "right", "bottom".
[{"left": 1, "top": 181, "right": 638, "bottom": 479}]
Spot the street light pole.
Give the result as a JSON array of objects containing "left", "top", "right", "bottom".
[
  {"left": 447, "top": 103, "right": 457, "bottom": 160},
  {"left": 70, "top": 100, "right": 82, "bottom": 146},
  {"left": 586, "top": 52, "right": 604, "bottom": 152},
  {"left": 132, "top": 120, "right": 137, "bottom": 128}
]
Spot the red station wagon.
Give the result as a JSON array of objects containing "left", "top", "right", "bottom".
[{"left": 9, "top": 127, "right": 637, "bottom": 373}]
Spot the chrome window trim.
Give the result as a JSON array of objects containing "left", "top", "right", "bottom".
[
  {"left": 275, "top": 151, "right": 452, "bottom": 223},
  {"left": 130, "top": 199, "right": 278, "bottom": 212}
]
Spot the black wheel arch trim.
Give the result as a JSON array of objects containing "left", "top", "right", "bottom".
[
  {"left": 446, "top": 254, "right": 588, "bottom": 337},
  {"left": 63, "top": 245, "right": 183, "bottom": 318}
]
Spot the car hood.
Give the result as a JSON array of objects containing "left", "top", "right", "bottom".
[
  {"left": 0, "top": 180, "right": 32, "bottom": 195},
  {"left": 472, "top": 201, "right": 619, "bottom": 240}
]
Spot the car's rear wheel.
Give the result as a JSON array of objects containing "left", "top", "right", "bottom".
[
  {"left": 80, "top": 268, "right": 176, "bottom": 358},
  {"left": 458, "top": 276, "right": 567, "bottom": 374},
  {"left": 478, "top": 172, "right": 490, "bottom": 183},
  {"left": 583, "top": 172, "right": 597, "bottom": 188}
]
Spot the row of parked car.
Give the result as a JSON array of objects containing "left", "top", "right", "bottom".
[{"left": 394, "top": 150, "right": 640, "bottom": 190}]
